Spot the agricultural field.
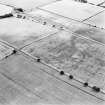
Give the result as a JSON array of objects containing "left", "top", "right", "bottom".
[
  {"left": 22, "top": 30, "right": 105, "bottom": 92},
  {"left": 0, "top": 0, "right": 105, "bottom": 105}
]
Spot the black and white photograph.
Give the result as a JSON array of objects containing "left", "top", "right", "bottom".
[{"left": 0, "top": 0, "right": 105, "bottom": 105}]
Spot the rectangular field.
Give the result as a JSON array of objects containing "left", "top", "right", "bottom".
[
  {"left": 0, "top": 52, "right": 104, "bottom": 104},
  {"left": 84, "top": 11, "right": 105, "bottom": 29},
  {"left": 22, "top": 30, "right": 105, "bottom": 94},
  {"left": 0, "top": 17, "right": 58, "bottom": 49},
  {"left": 39, "top": 0, "right": 104, "bottom": 21}
]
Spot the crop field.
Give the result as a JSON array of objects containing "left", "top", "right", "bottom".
[{"left": 0, "top": 0, "right": 105, "bottom": 105}]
